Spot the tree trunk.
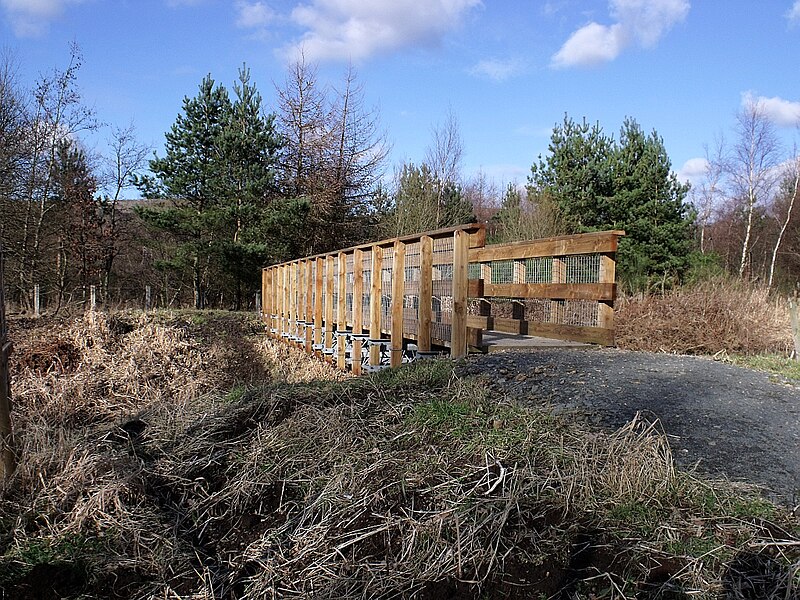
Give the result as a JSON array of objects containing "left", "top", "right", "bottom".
[{"left": 768, "top": 168, "right": 799, "bottom": 290}]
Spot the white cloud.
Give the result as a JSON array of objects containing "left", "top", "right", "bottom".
[
  {"left": 469, "top": 58, "right": 523, "bottom": 82},
  {"left": 236, "top": 1, "right": 274, "bottom": 29},
  {"left": 676, "top": 157, "right": 708, "bottom": 186},
  {"left": 788, "top": 1, "right": 800, "bottom": 24},
  {"left": 284, "top": 0, "right": 482, "bottom": 63},
  {"left": 742, "top": 91, "right": 800, "bottom": 127},
  {"left": 0, "top": 0, "right": 81, "bottom": 37},
  {"left": 551, "top": 0, "right": 689, "bottom": 68}
]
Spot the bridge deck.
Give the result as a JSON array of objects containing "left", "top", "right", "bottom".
[{"left": 478, "top": 330, "right": 590, "bottom": 353}]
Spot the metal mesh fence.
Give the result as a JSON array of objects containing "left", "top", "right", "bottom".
[
  {"left": 469, "top": 251, "right": 604, "bottom": 329},
  {"left": 431, "top": 237, "right": 454, "bottom": 342},
  {"left": 345, "top": 253, "right": 354, "bottom": 324},
  {"left": 525, "top": 257, "right": 552, "bottom": 283},
  {"left": 403, "top": 242, "right": 421, "bottom": 336},
  {"left": 361, "top": 252, "right": 371, "bottom": 327},
  {"left": 380, "top": 247, "right": 394, "bottom": 331},
  {"left": 564, "top": 254, "right": 600, "bottom": 284}
]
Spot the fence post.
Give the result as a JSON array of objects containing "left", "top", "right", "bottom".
[
  {"left": 451, "top": 229, "right": 469, "bottom": 358},
  {"left": 352, "top": 249, "right": 364, "bottom": 375},
  {"left": 598, "top": 252, "right": 616, "bottom": 335},
  {"left": 337, "top": 254, "right": 347, "bottom": 369},
  {"left": 390, "top": 241, "right": 406, "bottom": 367},
  {"left": 369, "top": 246, "right": 383, "bottom": 366},
  {"left": 145, "top": 286, "right": 151, "bottom": 312},
  {"left": 33, "top": 284, "right": 40, "bottom": 318},
  {"left": 789, "top": 295, "right": 800, "bottom": 361},
  {"left": 325, "top": 256, "right": 335, "bottom": 360},
  {"left": 0, "top": 245, "right": 16, "bottom": 480},
  {"left": 418, "top": 236, "right": 433, "bottom": 352}
]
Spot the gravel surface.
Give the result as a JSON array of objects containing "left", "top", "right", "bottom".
[{"left": 460, "top": 348, "right": 800, "bottom": 505}]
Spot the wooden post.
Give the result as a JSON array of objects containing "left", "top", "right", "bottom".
[
  {"left": 90, "top": 285, "right": 97, "bottom": 311},
  {"left": 145, "top": 285, "right": 152, "bottom": 312},
  {"left": 451, "top": 229, "right": 469, "bottom": 358},
  {"left": 598, "top": 253, "right": 616, "bottom": 338},
  {"left": 296, "top": 261, "right": 305, "bottom": 347},
  {"left": 255, "top": 291, "right": 261, "bottom": 315},
  {"left": 0, "top": 245, "right": 16, "bottom": 480},
  {"left": 370, "top": 245, "right": 383, "bottom": 366},
  {"left": 305, "top": 260, "right": 313, "bottom": 353},
  {"left": 789, "top": 295, "right": 800, "bottom": 361},
  {"left": 325, "top": 256, "right": 335, "bottom": 360},
  {"left": 478, "top": 264, "right": 492, "bottom": 319},
  {"left": 279, "top": 264, "right": 287, "bottom": 339},
  {"left": 33, "top": 284, "right": 40, "bottom": 318},
  {"left": 550, "top": 256, "right": 565, "bottom": 325},
  {"left": 337, "top": 252, "right": 347, "bottom": 369},
  {"left": 390, "top": 241, "right": 406, "bottom": 367},
  {"left": 288, "top": 262, "right": 296, "bottom": 344},
  {"left": 418, "top": 236, "right": 433, "bottom": 352},
  {"left": 314, "top": 258, "right": 323, "bottom": 350},
  {"left": 352, "top": 249, "right": 364, "bottom": 375}
]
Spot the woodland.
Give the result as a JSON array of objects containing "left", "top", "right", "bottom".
[{"left": 1, "top": 44, "right": 799, "bottom": 312}]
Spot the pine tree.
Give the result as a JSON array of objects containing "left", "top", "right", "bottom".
[
  {"left": 529, "top": 115, "right": 695, "bottom": 290},
  {"left": 609, "top": 118, "right": 694, "bottom": 289},
  {"left": 135, "top": 74, "right": 231, "bottom": 308},
  {"left": 217, "top": 66, "right": 301, "bottom": 308}
]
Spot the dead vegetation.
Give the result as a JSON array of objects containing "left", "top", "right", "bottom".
[
  {"left": 0, "top": 312, "right": 797, "bottom": 599},
  {"left": 615, "top": 278, "right": 793, "bottom": 356}
]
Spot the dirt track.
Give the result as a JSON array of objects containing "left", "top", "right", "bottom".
[{"left": 461, "top": 348, "right": 800, "bottom": 506}]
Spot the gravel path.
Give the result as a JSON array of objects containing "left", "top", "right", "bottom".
[{"left": 460, "top": 348, "right": 800, "bottom": 505}]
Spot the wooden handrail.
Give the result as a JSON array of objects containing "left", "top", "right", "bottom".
[{"left": 261, "top": 227, "right": 624, "bottom": 370}]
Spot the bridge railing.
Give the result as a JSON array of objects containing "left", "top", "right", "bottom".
[
  {"left": 262, "top": 227, "right": 623, "bottom": 371},
  {"left": 467, "top": 230, "right": 624, "bottom": 346}
]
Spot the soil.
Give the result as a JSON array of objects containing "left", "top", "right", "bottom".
[{"left": 460, "top": 347, "right": 800, "bottom": 506}]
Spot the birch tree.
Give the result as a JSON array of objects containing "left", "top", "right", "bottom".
[{"left": 725, "top": 99, "right": 782, "bottom": 278}]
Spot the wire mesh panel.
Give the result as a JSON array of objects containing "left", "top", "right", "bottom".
[
  {"left": 525, "top": 257, "right": 552, "bottom": 283},
  {"left": 403, "top": 242, "right": 421, "bottom": 337},
  {"left": 564, "top": 254, "right": 600, "bottom": 283},
  {"left": 361, "top": 252, "right": 372, "bottom": 328},
  {"left": 380, "top": 247, "right": 394, "bottom": 332},
  {"left": 561, "top": 300, "right": 599, "bottom": 327},
  {"left": 431, "top": 236, "right": 454, "bottom": 343},
  {"left": 345, "top": 253, "right": 354, "bottom": 324},
  {"left": 332, "top": 256, "right": 339, "bottom": 319},
  {"left": 491, "top": 260, "right": 514, "bottom": 284}
]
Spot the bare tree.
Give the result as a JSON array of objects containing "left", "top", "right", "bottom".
[
  {"left": 693, "top": 138, "right": 725, "bottom": 253},
  {"left": 724, "top": 99, "right": 782, "bottom": 278},
  {"left": 99, "top": 122, "right": 150, "bottom": 298},
  {"left": 768, "top": 155, "right": 799, "bottom": 289},
  {"left": 275, "top": 57, "right": 389, "bottom": 253},
  {"left": 275, "top": 52, "right": 330, "bottom": 201},
  {"left": 16, "top": 43, "right": 98, "bottom": 306},
  {"left": 425, "top": 108, "right": 464, "bottom": 226}
]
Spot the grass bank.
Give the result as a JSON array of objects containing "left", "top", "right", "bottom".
[{"left": 0, "top": 311, "right": 797, "bottom": 599}]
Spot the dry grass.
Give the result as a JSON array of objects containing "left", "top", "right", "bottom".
[
  {"left": 0, "top": 311, "right": 796, "bottom": 599},
  {"left": 615, "top": 278, "right": 793, "bottom": 355}
]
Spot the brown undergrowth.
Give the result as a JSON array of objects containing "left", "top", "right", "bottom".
[
  {"left": 615, "top": 279, "right": 793, "bottom": 356},
  {"left": 0, "top": 311, "right": 796, "bottom": 599}
]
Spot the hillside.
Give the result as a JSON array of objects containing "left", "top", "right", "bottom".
[{"left": 0, "top": 311, "right": 797, "bottom": 599}]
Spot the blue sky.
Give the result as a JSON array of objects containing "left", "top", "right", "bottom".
[{"left": 2, "top": 0, "right": 800, "bottom": 197}]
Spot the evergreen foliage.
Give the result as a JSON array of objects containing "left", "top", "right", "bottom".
[
  {"left": 390, "top": 162, "right": 475, "bottom": 236},
  {"left": 529, "top": 115, "right": 695, "bottom": 290},
  {"left": 135, "top": 69, "right": 307, "bottom": 308}
]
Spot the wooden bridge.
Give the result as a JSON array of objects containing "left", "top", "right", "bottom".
[{"left": 261, "top": 225, "right": 624, "bottom": 373}]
